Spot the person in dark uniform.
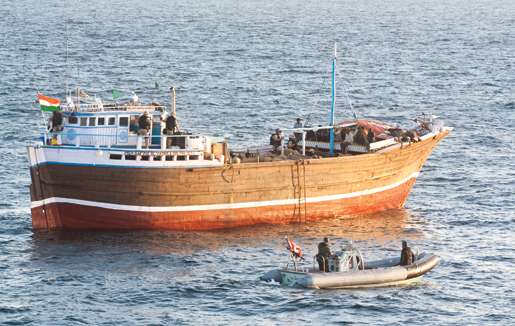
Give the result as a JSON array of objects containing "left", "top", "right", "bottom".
[
  {"left": 51, "top": 110, "right": 63, "bottom": 132},
  {"left": 293, "top": 118, "right": 304, "bottom": 141},
  {"left": 138, "top": 112, "right": 151, "bottom": 132},
  {"left": 162, "top": 114, "right": 179, "bottom": 148},
  {"left": 269, "top": 128, "right": 284, "bottom": 153},
  {"left": 164, "top": 114, "right": 178, "bottom": 134},
  {"left": 400, "top": 240, "right": 416, "bottom": 266},
  {"left": 138, "top": 112, "right": 151, "bottom": 148},
  {"left": 367, "top": 128, "right": 375, "bottom": 144},
  {"left": 317, "top": 237, "right": 332, "bottom": 272},
  {"left": 353, "top": 126, "right": 369, "bottom": 147}
]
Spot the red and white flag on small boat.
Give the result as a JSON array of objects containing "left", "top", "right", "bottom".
[
  {"left": 286, "top": 237, "right": 303, "bottom": 259},
  {"left": 37, "top": 93, "right": 60, "bottom": 112}
]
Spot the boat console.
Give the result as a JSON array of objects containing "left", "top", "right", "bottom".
[{"left": 327, "top": 245, "right": 365, "bottom": 272}]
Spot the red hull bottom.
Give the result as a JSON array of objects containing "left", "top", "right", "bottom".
[{"left": 31, "top": 179, "right": 416, "bottom": 231}]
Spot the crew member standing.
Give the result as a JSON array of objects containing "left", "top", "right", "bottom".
[
  {"left": 294, "top": 118, "right": 304, "bottom": 141},
  {"left": 269, "top": 128, "right": 284, "bottom": 153},
  {"left": 317, "top": 237, "right": 332, "bottom": 272},
  {"left": 138, "top": 112, "right": 151, "bottom": 148}
]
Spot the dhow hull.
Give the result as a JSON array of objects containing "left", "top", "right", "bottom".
[{"left": 28, "top": 129, "right": 450, "bottom": 231}]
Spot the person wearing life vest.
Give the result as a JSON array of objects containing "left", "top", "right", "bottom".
[
  {"left": 270, "top": 128, "right": 284, "bottom": 153},
  {"left": 51, "top": 110, "right": 63, "bottom": 132},
  {"left": 317, "top": 237, "right": 332, "bottom": 272},
  {"left": 162, "top": 114, "right": 179, "bottom": 148},
  {"left": 138, "top": 112, "right": 151, "bottom": 148},
  {"left": 400, "top": 240, "right": 416, "bottom": 266},
  {"left": 164, "top": 114, "right": 178, "bottom": 134},
  {"left": 293, "top": 118, "right": 304, "bottom": 141},
  {"left": 138, "top": 112, "right": 151, "bottom": 131}
]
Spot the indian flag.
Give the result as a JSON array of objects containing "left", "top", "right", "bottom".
[{"left": 37, "top": 94, "right": 61, "bottom": 112}]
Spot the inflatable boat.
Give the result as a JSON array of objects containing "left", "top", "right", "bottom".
[{"left": 261, "top": 243, "right": 440, "bottom": 289}]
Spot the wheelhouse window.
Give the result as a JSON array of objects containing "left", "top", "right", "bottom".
[
  {"left": 119, "top": 117, "right": 129, "bottom": 127},
  {"left": 88, "top": 117, "right": 96, "bottom": 126},
  {"left": 80, "top": 117, "right": 87, "bottom": 126},
  {"left": 98, "top": 117, "right": 105, "bottom": 126},
  {"left": 68, "top": 116, "right": 78, "bottom": 124},
  {"left": 108, "top": 117, "right": 116, "bottom": 126}
]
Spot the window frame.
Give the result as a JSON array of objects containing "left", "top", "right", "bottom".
[
  {"left": 67, "top": 116, "right": 78, "bottom": 125},
  {"left": 88, "top": 117, "right": 96, "bottom": 127},
  {"left": 119, "top": 116, "right": 129, "bottom": 127}
]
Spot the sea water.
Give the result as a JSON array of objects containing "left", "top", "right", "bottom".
[{"left": 0, "top": 0, "right": 514, "bottom": 324}]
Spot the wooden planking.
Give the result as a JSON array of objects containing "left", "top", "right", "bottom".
[
  {"left": 32, "top": 130, "right": 450, "bottom": 207},
  {"left": 31, "top": 177, "right": 417, "bottom": 231}
]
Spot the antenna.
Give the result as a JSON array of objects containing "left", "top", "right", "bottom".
[
  {"left": 65, "top": 22, "right": 69, "bottom": 97},
  {"left": 64, "top": 0, "right": 69, "bottom": 97},
  {"left": 329, "top": 42, "right": 337, "bottom": 156},
  {"left": 76, "top": 67, "right": 80, "bottom": 106}
]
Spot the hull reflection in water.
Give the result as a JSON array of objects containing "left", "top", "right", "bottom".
[{"left": 31, "top": 209, "right": 418, "bottom": 255}]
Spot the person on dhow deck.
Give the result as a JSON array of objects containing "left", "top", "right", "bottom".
[
  {"left": 317, "top": 237, "right": 332, "bottom": 272},
  {"left": 400, "top": 240, "right": 416, "bottom": 266},
  {"left": 138, "top": 112, "right": 151, "bottom": 148},
  {"left": 270, "top": 128, "right": 284, "bottom": 153},
  {"left": 293, "top": 118, "right": 304, "bottom": 141}
]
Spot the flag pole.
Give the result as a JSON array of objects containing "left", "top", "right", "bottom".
[{"left": 329, "top": 43, "right": 337, "bottom": 156}]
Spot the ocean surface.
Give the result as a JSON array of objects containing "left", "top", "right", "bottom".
[{"left": 1, "top": 0, "right": 514, "bottom": 324}]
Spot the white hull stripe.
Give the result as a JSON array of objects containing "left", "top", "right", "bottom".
[{"left": 31, "top": 172, "right": 419, "bottom": 212}]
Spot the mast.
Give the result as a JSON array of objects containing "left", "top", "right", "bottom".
[
  {"left": 64, "top": 0, "right": 69, "bottom": 97},
  {"left": 329, "top": 43, "right": 337, "bottom": 156},
  {"left": 75, "top": 65, "right": 80, "bottom": 107},
  {"left": 170, "top": 86, "right": 180, "bottom": 131},
  {"left": 170, "top": 86, "right": 176, "bottom": 117},
  {"left": 65, "top": 20, "right": 69, "bottom": 97}
]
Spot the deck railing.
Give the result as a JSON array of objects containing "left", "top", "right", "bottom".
[
  {"left": 59, "top": 103, "right": 167, "bottom": 113},
  {"left": 44, "top": 131, "right": 209, "bottom": 152},
  {"left": 275, "top": 126, "right": 335, "bottom": 156}
]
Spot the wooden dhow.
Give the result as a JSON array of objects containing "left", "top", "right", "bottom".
[{"left": 28, "top": 52, "right": 451, "bottom": 231}]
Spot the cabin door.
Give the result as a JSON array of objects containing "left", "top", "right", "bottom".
[{"left": 117, "top": 115, "right": 130, "bottom": 144}]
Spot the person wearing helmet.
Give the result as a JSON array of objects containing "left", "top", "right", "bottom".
[
  {"left": 269, "top": 128, "right": 284, "bottom": 153},
  {"left": 293, "top": 118, "right": 304, "bottom": 141},
  {"left": 316, "top": 237, "right": 332, "bottom": 272},
  {"left": 400, "top": 240, "right": 416, "bottom": 266},
  {"left": 138, "top": 111, "right": 151, "bottom": 148}
]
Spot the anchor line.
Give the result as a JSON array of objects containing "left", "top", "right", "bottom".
[{"left": 292, "top": 159, "right": 307, "bottom": 224}]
